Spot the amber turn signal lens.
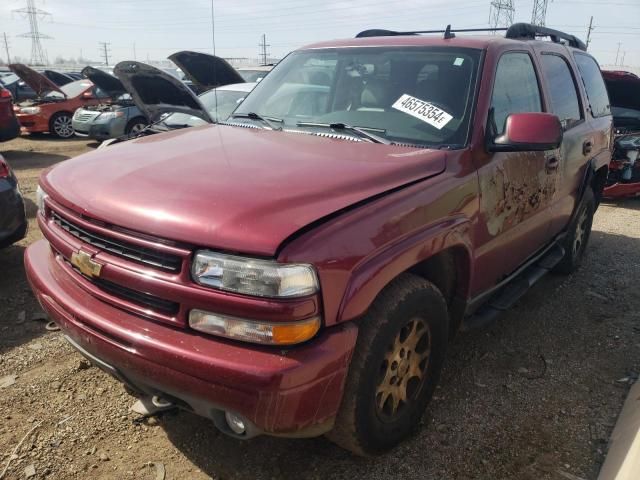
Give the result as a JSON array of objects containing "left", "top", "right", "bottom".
[{"left": 189, "top": 309, "right": 321, "bottom": 346}]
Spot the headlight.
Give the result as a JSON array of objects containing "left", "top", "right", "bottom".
[
  {"left": 191, "top": 250, "right": 319, "bottom": 298},
  {"left": 20, "top": 106, "right": 41, "bottom": 114},
  {"left": 98, "top": 111, "right": 125, "bottom": 120},
  {"left": 36, "top": 185, "right": 48, "bottom": 213},
  {"left": 189, "top": 310, "right": 321, "bottom": 345}
]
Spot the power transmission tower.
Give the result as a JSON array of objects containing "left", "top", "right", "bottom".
[
  {"left": 531, "top": 0, "right": 549, "bottom": 26},
  {"left": 585, "top": 16, "right": 594, "bottom": 50},
  {"left": 489, "top": 0, "right": 514, "bottom": 30},
  {"left": 99, "top": 42, "right": 111, "bottom": 66},
  {"left": 2, "top": 33, "right": 11, "bottom": 64},
  {"left": 258, "top": 34, "right": 270, "bottom": 65},
  {"left": 13, "top": 0, "right": 52, "bottom": 65},
  {"left": 615, "top": 42, "right": 621, "bottom": 65}
]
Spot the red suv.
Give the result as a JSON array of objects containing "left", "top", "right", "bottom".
[
  {"left": 0, "top": 87, "right": 20, "bottom": 142},
  {"left": 25, "top": 23, "right": 612, "bottom": 454}
]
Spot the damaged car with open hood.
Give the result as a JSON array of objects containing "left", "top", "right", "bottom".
[
  {"left": 9, "top": 64, "right": 109, "bottom": 138},
  {"left": 602, "top": 70, "right": 640, "bottom": 198},
  {"left": 25, "top": 23, "right": 612, "bottom": 455},
  {"left": 94, "top": 52, "right": 250, "bottom": 145}
]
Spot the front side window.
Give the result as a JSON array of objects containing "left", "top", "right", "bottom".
[
  {"left": 490, "top": 52, "right": 542, "bottom": 135},
  {"left": 235, "top": 47, "right": 482, "bottom": 147},
  {"left": 574, "top": 54, "right": 610, "bottom": 118},
  {"left": 540, "top": 54, "right": 582, "bottom": 128}
]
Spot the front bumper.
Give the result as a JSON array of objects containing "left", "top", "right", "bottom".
[
  {"left": 15, "top": 113, "right": 47, "bottom": 133},
  {"left": 0, "top": 178, "right": 26, "bottom": 247},
  {"left": 24, "top": 239, "right": 357, "bottom": 437}
]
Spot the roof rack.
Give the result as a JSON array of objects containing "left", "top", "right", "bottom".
[
  {"left": 505, "top": 23, "right": 587, "bottom": 51},
  {"left": 355, "top": 25, "right": 507, "bottom": 39},
  {"left": 355, "top": 22, "right": 587, "bottom": 51}
]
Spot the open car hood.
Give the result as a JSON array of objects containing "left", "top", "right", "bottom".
[
  {"left": 114, "top": 61, "right": 212, "bottom": 123},
  {"left": 8, "top": 63, "right": 65, "bottom": 98},
  {"left": 168, "top": 51, "right": 244, "bottom": 91},
  {"left": 81, "top": 66, "right": 126, "bottom": 99}
]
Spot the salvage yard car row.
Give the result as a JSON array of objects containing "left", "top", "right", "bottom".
[{"left": 1, "top": 22, "right": 640, "bottom": 457}]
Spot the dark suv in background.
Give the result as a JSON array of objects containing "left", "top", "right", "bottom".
[{"left": 26, "top": 23, "right": 612, "bottom": 455}]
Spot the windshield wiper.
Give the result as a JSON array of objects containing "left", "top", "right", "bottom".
[
  {"left": 231, "top": 112, "right": 283, "bottom": 130},
  {"left": 296, "top": 122, "right": 392, "bottom": 145}
]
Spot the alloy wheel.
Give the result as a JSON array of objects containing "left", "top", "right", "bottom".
[
  {"left": 129, "top": 123, "right": 146, "bottom": 135},
  {"left": 375, "top": 317, "right": 431, "bottom": 420},
  {"left": 572, "top": 207, "right": 589, "bottom": 258},
  {"left": 53, "top": 115, "right": 74, "bottom": 138}
]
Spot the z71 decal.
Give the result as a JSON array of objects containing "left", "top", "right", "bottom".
[{"left": 392, "top": 94, "right": 453, "bottom": 130}]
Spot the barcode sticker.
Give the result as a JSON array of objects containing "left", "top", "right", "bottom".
[{"left": 391, "top": 94, "right": 453, "bottom": 130}]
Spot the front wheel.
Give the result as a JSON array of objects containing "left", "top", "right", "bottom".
[
  {"left": 554, "top": 186, "right": 595, "bottom": 274},
  {"left": 125, "top": 117, "right": 148, "bottom": 135},
  {"left": 327, "top": 274, "right": 449, "bottom": 455},
  {"left": 49, "top": 112, "right": 74, "bottom": 138}
]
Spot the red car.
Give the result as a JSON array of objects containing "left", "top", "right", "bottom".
[
  {"left": 9, "top": 64, "right": 108, "bottom": 138},
  {"left": 602, "top": 70, "right": 640, "bottom": 198},
  {"left": 0, "top": 87, "right": 20, "bottom": 142},
  {"left": 25, "top": 23, "right": 611, "bottom": 454}
]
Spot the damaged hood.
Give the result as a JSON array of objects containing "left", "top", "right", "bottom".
[
  {"left": 8, "top": 63, "right": 65, "bottom": 98},
  {"left": 81, "top": 66, "right": 126, "bottom": 99},
  {"left": 42, "top": 125, "right": 446, "bottom": 256},
  {"left": 603, "top": 71, "right": 640, "bottom": 131},
  {"left": 169, "top": 51, "right": 245, "bottom": 91},
  {"left": 114, "top": 61, "right": 212, "bottom": 123}
]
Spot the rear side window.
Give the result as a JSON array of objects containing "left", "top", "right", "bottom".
[
  {"left": 491, "top": 52, "right": 542, "bottom": 134},
  {"left": 574, "top": 54, "right": 610, "bottom": 117},
  {"left": 540, "top": 54, "right": 582, "bottom": 128}
]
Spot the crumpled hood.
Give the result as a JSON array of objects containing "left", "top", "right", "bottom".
[{"left": 43, "top": 125, "right": 446, "bottom": 256}]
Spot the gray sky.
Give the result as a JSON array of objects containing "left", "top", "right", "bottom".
[{"left": 1, "top": 0, "right": 639, "bottom": 68}]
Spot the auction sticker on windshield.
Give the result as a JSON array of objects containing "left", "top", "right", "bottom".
[{"left": 392, "top": 94, "right": 453, "bottom": 130}]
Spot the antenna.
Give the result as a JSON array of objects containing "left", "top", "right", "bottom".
[
  {"left": 13, "top": 0, "right": 52, "bottom": 65},
  {"left": 531, "top": 0, "right": 549, "bottom": 26},
  {"left": 259, "top": 34, "right": 270, "bottom": 66},
  {"left": 489, "top": 0, "right": 515, "bottom": 30}
]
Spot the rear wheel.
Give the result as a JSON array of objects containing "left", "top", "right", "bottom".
[
  {"left": 49, "top": 112, "right": 74, "bottom": 138},
  {"left": 125, "top": 117, "right": 148, "bottom": 135},
  {"left": 555, "top": 186, "right": 595, "bottom": 274},
  {"left": 327, "top": 274, "right": 448, "bottom": 455}
]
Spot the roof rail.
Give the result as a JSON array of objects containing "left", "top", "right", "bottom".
[
  {"left": 506, "top": 23, "right": 587, "bottom": 51},
  {"left": 355, "top": 25, "right": 507, "bottom": 39}
]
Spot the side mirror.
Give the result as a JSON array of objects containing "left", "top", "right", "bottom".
[
  {"left": 488, "top": 112, "right": 562, "bottom": 152},
  {"left": 82, "top": 92, "right": 95, "bottom": 99}
]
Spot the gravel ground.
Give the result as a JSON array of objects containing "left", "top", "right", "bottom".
[{"left": 0, "top": 134, "right": 638, "bottom": 480}]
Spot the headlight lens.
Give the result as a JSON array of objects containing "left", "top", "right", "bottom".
[
  {"left": 192, "top": 251, "right": 319, "bottom": 298},
  {"left": 189, "top": 310, "right": 321, "bottom": 345},
  {"left": 20, "top": 106, "right": 41, "bottom": 114},
  {"left": 36, "top": 185, "right": 48, "bottom": 213},
  {"left": 98, "top": 111, "right": 125, "bottom": 120}
]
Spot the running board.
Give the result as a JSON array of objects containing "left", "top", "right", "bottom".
[{"left": 462, "top": 243, "right": 565, "bottom": 331}]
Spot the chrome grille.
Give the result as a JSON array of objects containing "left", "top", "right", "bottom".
[
  {"left": 74, "top": 111, "right": 100, "bottom": 122},
  {"left": 52, "top": 212, "right": 182, "bottom": 272}
]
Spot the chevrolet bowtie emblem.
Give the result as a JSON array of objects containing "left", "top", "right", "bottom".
[{"left": 70, "top": 251, "right": 102, "bottom": 279}]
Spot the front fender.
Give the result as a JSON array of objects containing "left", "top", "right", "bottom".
[{"left": 338, "top": 216, "right": 473, "bottom": 322}]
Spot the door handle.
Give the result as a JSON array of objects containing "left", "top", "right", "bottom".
[
  {"left": 545, "top": 156, "right": 559, "bottom": 173},
  {"left": 583, "top": 140, "right": 593, "bottom": 155}
]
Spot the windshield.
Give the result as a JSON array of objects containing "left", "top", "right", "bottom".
[
  {"left": 605, "top": 77, "right": 640, "bottom": 130},
  {"left": 235, "top": 47, "right": 481, "bottom": 146},
  {"left": 240, "top": 70, "right": 269, "bottom": 82},
  {"left": 162, "top": 88, "right": 249, "bottom": 127},
  {"left": 46, "top": 80, "right": 92, "bottom": 99}
]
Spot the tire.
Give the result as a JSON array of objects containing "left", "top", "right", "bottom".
[
  {"left": 327, "top": 273, "right": 449, "bottom": 455},
  {"left": 49, "top": 112, "right": 74, "bottom": 138},
  {"left": 125, "top": 117, "right": 148, "bottom": 135},
  {"left": 554, "top": 186, "right": 595, "bottom": 274}
]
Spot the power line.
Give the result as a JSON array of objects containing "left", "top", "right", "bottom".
[
  {"left": 258, "top": 34, "right": 270, "bottom": 65},
  {"left": 98, "top": 41, "right": 111, "bottom": 65},
  {"left": 13, "top": 0, "right": 51, "bottom": 65}
]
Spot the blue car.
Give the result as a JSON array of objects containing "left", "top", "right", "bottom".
[{"left": 0, "top": 155, "right": 26, "bottom": 249}]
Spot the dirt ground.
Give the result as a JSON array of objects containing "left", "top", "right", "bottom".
[{"left": 0, "top": 134, "right": 638, "bottom": 480}]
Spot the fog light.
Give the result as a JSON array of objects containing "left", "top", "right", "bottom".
[{"left": 225, "top": 411, "right": 246, "bottom": 435}]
